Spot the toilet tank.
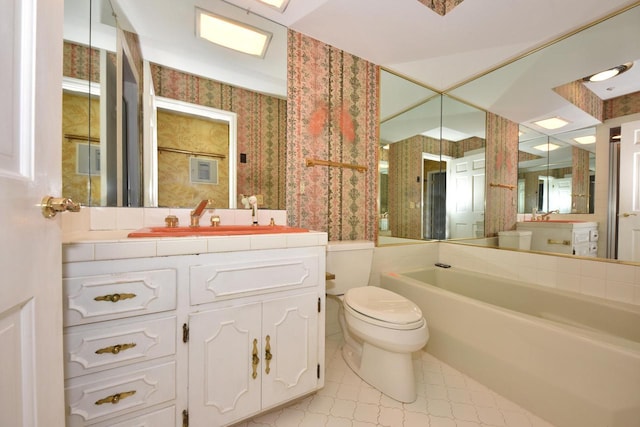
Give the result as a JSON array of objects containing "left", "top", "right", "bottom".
[{"left": 326, "top": 240, "right": 374, "bottom": 295}]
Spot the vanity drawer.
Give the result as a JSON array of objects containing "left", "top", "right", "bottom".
[
  {"left": 65, "top": 360, "right": 176, "bottom": 427},
  {"left": 64, "top": 315, "right": 176, "bottom": 379},
  {"left": 88, "top": 405, "right": 176, "bottom": 427},
  {"left": 190, "top": 252, "right": 320, "bottom": 305},
  {"left": 63, "top": 269, "right": 177, "bottom": 326}
]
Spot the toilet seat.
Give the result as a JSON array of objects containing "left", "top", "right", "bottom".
[{"left": 344, "top": 287, "right": 424, "bottom": 330}]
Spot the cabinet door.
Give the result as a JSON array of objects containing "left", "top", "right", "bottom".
[
  {"left": 189, "top": 303, "right": 262, "bottom": 426},
  {"left": 261, "top": 292, "right": 318, "bottom": 408}
]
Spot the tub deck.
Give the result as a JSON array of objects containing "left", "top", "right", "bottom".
[{"left": 381, "top": 267, "right": 640, "bottom": 427}]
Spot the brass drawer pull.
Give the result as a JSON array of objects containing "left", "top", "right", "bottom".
[
  {"left": 95, "top": 343, "right": 137, "bottom": 355},
  {"left": 94, "top": 293, "right": 136, "bottom": 303},
  {"left": 547, "top": 239, "right": 570, "bottom": 246},
  {"left": 265, "top": 335, "right": 272, "bottom": 375},
  {"left": 95, "top": 390, "right": 136, "bottom": 405},
  {"left": 251, "top": 338, "right": 259, "bottom": 379}
]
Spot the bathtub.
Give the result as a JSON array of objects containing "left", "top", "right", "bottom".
[{"left": 380, "top": 267, "right": 640, "bottom": 427}]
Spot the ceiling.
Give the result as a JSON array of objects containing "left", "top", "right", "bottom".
[{"left": 66, "top": 0, "right": 640, "bottom": 135}]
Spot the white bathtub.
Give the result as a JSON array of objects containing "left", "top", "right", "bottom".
[{"left": 380, "top": 267, "right": 640, "bottom": 427}]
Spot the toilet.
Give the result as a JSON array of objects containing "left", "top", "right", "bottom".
[{"left": 326, "top": 240, "right": 429, "bottom": 403}]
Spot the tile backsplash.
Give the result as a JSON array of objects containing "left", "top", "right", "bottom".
[{"left": 62, "top": 207, "right": 288, "bottom": 235}]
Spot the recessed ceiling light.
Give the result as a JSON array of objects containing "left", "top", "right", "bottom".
[
  {"left": 583, "top": 62, "right": 633, "bottom": 82},
  {"left": 533, "top": 117, "right": 569, "bottom": 130},
  {"left": 197, "top": 8, "right": 272, "bottom": 57},
  {"left": 534, "top": 143, "right": 560, "bottom": 152},
  {"left": 256, "top": 0, "right": 290, "bottom": 12},
  {"left": 574, "top": 135, "right": 596, "bottom": 145}
]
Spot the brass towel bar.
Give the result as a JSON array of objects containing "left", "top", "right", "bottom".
[
  {"left": 64, "top": 133, "right": 99, "bottom": 143},
  {"left": 305, "top": 158, "right": 367, "bottom": 173},
  {"left": 158, "top": 146, "right": 226, "bottom": 159},
  {"left": 489, "top": 182, "right": 516, "bottom": 190}
]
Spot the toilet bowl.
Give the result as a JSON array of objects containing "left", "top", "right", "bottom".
[{"left": 326, "top": 241, "right": 429, "bottom": 403}]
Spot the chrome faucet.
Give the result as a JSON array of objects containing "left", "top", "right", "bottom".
[{"left": 190, "top": 199, "right": 212, "bottom": 227}]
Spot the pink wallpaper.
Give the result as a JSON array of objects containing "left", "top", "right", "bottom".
[
  {"left": 553, "top": 80, "right": 603, "bottom": 122},
  {"left": 286, "top": 30, "right": 379, "bottom": 242},
  {"left": 417, "top": 0, "right": 466, "bottom": 16},
  {"left": 604, "top": 91, "right": 640, "bottom": 119},
  {"left": 485, "top": 112, "right": 519, "bottom": 236}
]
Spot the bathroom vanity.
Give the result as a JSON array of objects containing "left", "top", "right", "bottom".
[
  {"left": 516, "top": 221, "right": 598, "bottom": 256},
  {"left": 62, "top": 229, "right": 327, "bottom": 427}
]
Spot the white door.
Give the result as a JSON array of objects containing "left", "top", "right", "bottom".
[
  {"left": 618, "top": 119, "right": 640, "bottom": 262},
  {"left": 448, "top": 152, "right": 485, "bottom": 239},
  {"left": 0, "top": 0, "right": 65, "bottom": 426}
]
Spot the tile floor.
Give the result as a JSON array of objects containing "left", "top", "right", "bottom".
[{"left": 234, "top": 334, "right": 555, "bottom": 427}]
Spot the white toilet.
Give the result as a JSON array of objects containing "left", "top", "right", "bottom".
[{"left": 326, "top": 240, "right": 429, "bottom": 403}]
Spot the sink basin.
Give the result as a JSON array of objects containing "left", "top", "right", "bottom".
[{"left": 128, "top": 225, "right": 309, "bottom": 238}]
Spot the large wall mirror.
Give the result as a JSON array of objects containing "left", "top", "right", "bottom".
[
  {"left": 64, "top": 0, "right": 640, "bottom": 264},
  {"left": 379, "top": 70, "right": 486, "bottom": 244},
  {"left": 62, "top": 0, "right": 287, "bottom": 209},
  {"left": 449, "top": 4, "right": 640, "bottom": 262}
]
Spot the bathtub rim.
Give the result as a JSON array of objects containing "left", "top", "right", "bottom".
[{"left": 381, "top": 267, "right": 640, "bottom": 357}]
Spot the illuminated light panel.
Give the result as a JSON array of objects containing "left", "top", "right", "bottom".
[
  {"left": 534, "top": 143, "right": 560, "bottom": 152},
  {"left": 256, "top": 0, "right": 290, "bottom": 12},
  {"left": 574, "top": 135, "right": 596, "bottom": 145},
  {"left": 197, "top": 9, "right": 272, "bottom": 57},
  {"left": 534, "top": 117, "right": 569, "bottom": 130}
]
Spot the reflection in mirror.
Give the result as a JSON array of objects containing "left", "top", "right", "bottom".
[
  {"left": 152, "top": 97, "right": 237, "bottom": 209},
  {"left": 63, "top": 0, "right": 287, "bottom": 208},
  {"left": 379, "top": 70, "right": 486, "bottom": 244},
  {"left": 518, "top": 125, "right": 595, "bottom": 215}
]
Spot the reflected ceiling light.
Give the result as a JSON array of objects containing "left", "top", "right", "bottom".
[
  {"left": 256, "top": 0, "right": 290, "bottom": 12},
  {"left": 382, "top": 144, "right": 390, "bottom": 150},
  {"left": 574, "top": 135, "right": 596, "bottom": 145},
  {"left": 534, "top": 143, "right": 560, "bottom": 152},
  {"left": 197, "top": 8, "right": 272, "bottom": 57},
  {"left": 583, "top": 62, "right": 633, "bottom": 82},
  {"left": 533, "top": 117, "right": 569, "bottom": 130}
]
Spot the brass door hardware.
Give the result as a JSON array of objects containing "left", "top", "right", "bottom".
[
  {"left": 95, "top": 343, "right": 137, "bottom": 355},
  {"left": 264, "top": 335, "right": 272, "bottom": 375},
  {"left": 94, "top": 293, "right": 136, "bottom": 303},
  {"left": 252, "top": 339, "right": 260, "bottom": 379},
  {"left": 620, "top": 212, "right": 638, "bottom": 217},
  {"left": 94, "top": 390, "right": 136, "bottom": 405},
  {"left": 41, "top": 195, "right": 81, "bottom": 218}
]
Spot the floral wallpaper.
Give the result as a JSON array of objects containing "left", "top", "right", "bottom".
[
  {"left": 62, "top": 92, "right": 101, "bottom": 205},
  {"left": 417, "top": 0, "right": 466, "bottom": 16},
  {"left": 286, "top": 30, "right": 379, "bottom": 242},
  {"left": 553, "top": 80, "right": 603, "bottom": 122},
  {"left": 485, "top": 112, "right": 519, "bottom": 236},
  {"left": 156, "top": 110, "right": 230, "bottom": 208},
  {"left": 604, "top": 91, "right": 640, "bottom": 119}
]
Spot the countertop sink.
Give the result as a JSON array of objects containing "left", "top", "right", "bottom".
[{"left": 128, "top": 225, "right": 310, "bottom": 238}]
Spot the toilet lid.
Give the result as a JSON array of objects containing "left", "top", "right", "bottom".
[{"left": 344, "top": 287, "right": 423, "bottom": 325}]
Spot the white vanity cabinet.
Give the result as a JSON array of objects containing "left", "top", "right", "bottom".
[
  {"left": 189, "top": 292, "right": 319, "bottom": 426},
  {"left": 62, "top": 236, "right": 326, "bottom": 427},
  {"left": 516, "top": 221, "right": 598, "bottom": 256},
  {"left": 187, "top": 247, "right": 323, "bottom": 426}
]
